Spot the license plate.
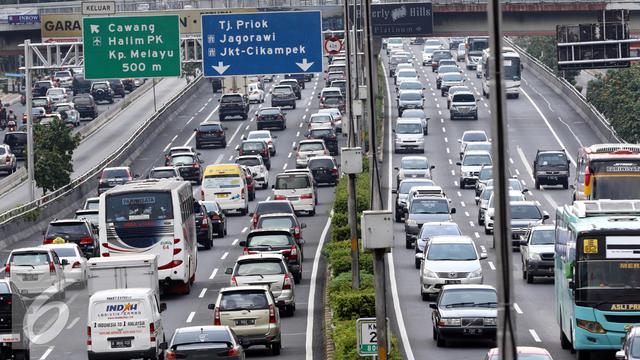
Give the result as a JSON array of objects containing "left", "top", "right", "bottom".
[
  {"left": 235, "top": 319, "right": 255, "bottom": 326},
  {"left": 288, "top": 197, "right": 299, "bottom": 201},
  {"left": 463, "top": 328, "right": 483, "bottom": 335},
  {"left": 216, "top": 193, "right": 229, "bottom": 198},
  {"left": 445, "top": 280, "right": 461, "bottom": 284},
  {"left": 22, "top": 274, "right": 38, "bottom": 281},
  {"left": 547, "top": 176, "right": 558, "bottom": 180},
  {"left": 111, "top": 339, "right": 132, "bottom": 348}
]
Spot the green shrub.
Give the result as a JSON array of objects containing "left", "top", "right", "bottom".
[
  {"left": 332, "top": 211, "right": 348, "bottom": 228},
  {"left": 330, "top": 288, "right": 376, "bottom": 320},
  {"left": 329, "top": 271, "right": 374, "bottom": 294},
  {"left": 332, "top": 320, "right": 360, "bottom": 360}
]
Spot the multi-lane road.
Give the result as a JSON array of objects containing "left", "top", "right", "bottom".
[{"left": 1, "top": 74, "right": 337, "bottom": 359}]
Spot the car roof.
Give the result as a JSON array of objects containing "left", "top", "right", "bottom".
[
  {"left": 530, "top": 224, "right": 555, "bottom": 231},
  {"left": 452, "top": 91, "right": 475, "bottom": 97},
  {"left": 463, "top": 130, "right": 487, "bottom": 135},
  {"left": 174, "top": 325, "right": 231, "bottom": 334},
  {"left": 10, "top": 246, "right": 53, "bottom": 254},
  {"left": 429, "top": 235, "right": 473, "bottom": 244},
  {"left": 248, "top": 130, "right": 272, "bottom": 136},
  {"left": 464, "top": 150, "right": 491, "bottom": 156},
  {"left": 402, "top": 155, "right": 428, "bottom": 161},
  {"left": 308, "top": 155, "right": 334, "bottom": 161},
  {"left": 398, "top": 90, "right": 423, "bottom": 95},
  {"left": 76, "top": 209, "right": 98, "bottom": 214},
  {"left": 510, "top": 200, "right": 539, "bottom": 206},
  {"left": 49, "top": 219, "right": 87, "bottom": 224},
  {"left": 487, "top": 347, "right": 551, "bottom": 356},
  {"left": 310, "top": 125, "right": 335, "bottom": 131},
  {"left": 237, "top": 154, "right": 262, "bottom": 160},
  {"left": 396, "top": 118, "right": 422, "bottom": 124},
  {"left": 259, "top": 107, "right": 280, "bottom": 112},
  {"left": 151, "top": 166, "right": 178, "bottom": 171},
  {"left": 220, "top": 285, "right": 270, "bottom": 293},
  {"left": 93, "top": 288, "right": 154, "bottom": 298},
  {"left": 171, "top": 152, "right": 196, "bottom": 157},
  {"left": 43, "top": 243, "right": 81, "bottom": 250},
  {"left": 103, "top": 166, "right": 130, "bottom": 171},
  {"left": 299, "top": 139, "right": 325, "bottom": 144},
  {"left": 258, "top": 212, "right": 296, "bottom": 219},
  {"left": 247, "top": 228, "right": 292, "bottom": 236},
  {"left": 236, "top": 253, "right": 285, "bottom": 262},
  {"left": 442, "top": 284, "right": 496, "bottom": 291},
  {"left": 322, "top": 87, "right": 341, "bottom": 92}
]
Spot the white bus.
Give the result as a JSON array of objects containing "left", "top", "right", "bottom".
[
  {"left": 480, "top": 47, "right": 521, "bottom": 99},
  {"left": 98, "top": 179, "right": 197, "bottom": 294}
]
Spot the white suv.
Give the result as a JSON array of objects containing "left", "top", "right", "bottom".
[
  {"left": 294, "top": 140, "right": 328, "bottom": 168},
  {"left": 394, "top": 118, "right": 424, "bottom": 153},
  {"left": 456, "top": 150, "right": 492, "bottom": 189},
  {"left": 6, "top": 247, "right": 66, "bottom": 299},
  {"left": 416, "top": 236, "right": 486, "bottom": 301}
]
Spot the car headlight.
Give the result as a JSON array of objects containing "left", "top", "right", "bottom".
[
  {"left": 576, "top": 319, "right": 606, "bottom": 334},
  {"left": 468, "top": 268, "right": 483, "bottom": 278},
  {"left": 529, "top": 252, "right": 541, "bottom": 261},
  {"left": 483, "top": 318, "right": 497, "bottom": 326},
  {"left": 406, "top": 219, "right": 417, "bottom": 227},
  {"left": 423, "top": 268, "right": 437, "bottom": 278},
  {"left": 416, "top": 137, "right": 425, "bottom": 143},
  {"left": 439, "top": 318, "right": 461, "bottom": 327}
]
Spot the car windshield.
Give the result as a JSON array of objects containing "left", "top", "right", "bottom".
[
  {"left": 93, "top": 83, "right": 108, "bottom": 90},
  {"left": 237, "top": 157, "right": 261, "bottom": 167},
  {"left": 311, "top": 115, "right": 332, "bottom": 123},
  {"left": 482, "top": 189, "right": 494, "bottom": 201},
  {"left": 538, "top": 153, "right": 567, "bottom": 166},
  {"left": 309, "top": 158, "right": 335, "bottom": 169},
  {"left": 400, "top": 92, "right": 422, "bottom": 101},
  {"left": 443, "top": 73, "right": 463, "bottom": 82},
  {"left": 391, "top": 56, "right": 409, "bottom": 64},
  {"left": 55, "top": 71, "right": 71, "bottom": 78},
  {"left": 247, "top": 234, "right": 291, "bottom": 247},
  {"left": 479, "top": 167, "right": 493, "bottom": 180},
  {"left": 75, "top": 212, "right": 98, "bottom": 225},
  {"left": 236, "top": 260, "right": 285, "bottom": 276},
  {"left": 171, "top": 155, "right": 194, "bottom": 165},
  {"left": 310, "top": 129, "right": 334, "bottom": 138},
  {"left": 322, "top": 91, "right": 341, "bottom": 97},
  {"left": 54, "top": 105, "right": 72, "bottom": 112},
  {"left": 242, "top": 142, "right": 265, "bottom": 151},
  {"left": 531, "top": 229, "right": 554, "bottom": 245},
  {"left": 511, "top": 205, "right": 542, "bottom": 220},
  {"left": 48, "top": 88, "right": 64, "bottom": 95},
  {"left": 273, "top": 87, "right": 291, "bottom": 94},
  {"left": 173, "top": 329, "right": 231, "bottom": 347},
  {"left": 453, "top": 94, "right": 476, "bottom": 102},
  {"left": 401, "top": 109, "right": 426, "bottom": 119},
  {"left": 32, "top": 99, "right": 48, "bottom": 106},
  {"left": 103, "top": 169, "right": 129, "bottom": 178},
  {"left": 259, "top": 217, "right": 294, "bottom": 229},
  {"left": 256, "top": 202, "right": 292, "bottom": 214},
  {"left": 276, "top": 175, "right": 310, "bottom": 189},
  {"left": 221, "top": 95, "right": 242, "bottom": 103},
  {"left": 105, "top": 192, "right": 174, "bottom": 222},
  {"left": 420, "top": 224, "right": 461, "bottom": 239},
  {"left": 299, "top": 143, "right": 324, "bottom": 152},
  {"left": 388, "top": 38, "right": 403, "bottom": 45},
  {"left": 199, "top": 124, "right": 222, "bottom": 132},
  {"left": 438, "top": 66, "right": 458, "bottom": 73},
  {"left": 50, "top": 247, "right": 77, "bottom": 258},
  {"left": 203, "top": 175, "right": 242, "bottom": 189},
  {"left": 201, "top": 202, "right": 220, "bottom": 213},
  {"left": 410, "top": 198, "right": 449, "bottom": 214},
  {"left": 47, "top": 223, "right": 88, "bottom": 236},
  {"left": 399, "top": 82, "right": 422, "bottom": 90},
  {"left": 402, "top": 158, "right": 428, "bottom": 169},
  {"left": 427, "top": 243, "right": 477, "bottom": 261},
  {"left": 73, "top": 97, "right": 92, "bottom": 105},
  {"left": 463, "top": 132, "right": 487, "bottom": 142},
  {"left": 466, "top": 143, "right": 491, "bottom": 153},
  {"left": 463, "top": 154, "right": 492, "bottom": 166},
  {"left": 449, "top": 86, "right": 470, "bottom": 95},
  {"left": 150, "top": 169, "right": 177, "bottom": 178},
  {"left": 247, "top": 132, "right": 269, "bottom": 140},
  {"left": 397, "top": 70, "right": 417, "bottom": 78},
  {"left": 425, "top": 40, "right": 441, "bottom": 47},
  {"left": 220, "top": 291, "right": 269, "bottom": 311},
  {"left": 10, "top": 252, "right": 49, "bottom": 266},
  {"left": 396, "top": 123, "right": 422, "bottom": 134},
  {"left": 440, "top": 289, "right": 497, "bottom": 308},
  {"left": 259, "top": 109, "right": 280, "bottom": 116},
  {"left": 399, "top": 181, "right": 434, "bottom": 194},
  {"left": 323, "top": 97, "right": 342, "bottom": 105}
]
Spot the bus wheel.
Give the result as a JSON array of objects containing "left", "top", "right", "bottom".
[
  {"left": 560, "top": 325, "right": 572, "bottom": 350},
  {"left": 576, "top": 350, "right": 590, "bottom": 360}
]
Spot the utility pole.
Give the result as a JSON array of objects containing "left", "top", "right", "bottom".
[
  {"left": 342, "top": 0, "right": 360, "bottom": 290},
  {"left": 24, "top": 40, "right": 34, "bottom": 202},
  {"left": 487, "top": 0, "right": 517, "bottom": 359},
  {"left": 152, "top": 78, "right": 157, "bottom": 112}
]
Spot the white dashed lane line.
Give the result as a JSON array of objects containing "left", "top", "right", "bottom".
[
  {"left": 66, "top": 317, "right": 80, "bottom": 330},
  {"left": 514, "top": 303, "right": 523, "bottom": 314},
  {"left": 232, "top": 238, "right": 238, "bottom": 246},
  {"left": 39, "top": 346, "right": 54, "bottom": 360},
  {"left": 209, "top": 268, "right": 218, "bottom": 280},
  {"left": 198, "top": 288, "right": 207, "bottom": 298},
  {"left": 241, "top": 227, "right": 248, "bottom": 233},
  {"left": 488, "top": 261, "right": 496, "bottom": 270},
  {"left": 186, "top": 311, "right": 196, "bottom": 323},
  {"left": 529, "top": 329, "right": 542, "bottom": 342},
  {"left": 221, "top": 252, "right": 228, "bottom": 260}
]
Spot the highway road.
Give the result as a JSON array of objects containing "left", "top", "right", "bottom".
[
  {"left": 0, "top": 73, "right": 336, "bottom": 359},
  {"left": 0, "top": 77, "right": 191, "bottom": 213},
  {"left": 383, "top": 43, "right": 607, "bottom": 360}
]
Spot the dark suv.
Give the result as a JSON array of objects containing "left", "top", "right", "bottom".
[
  {"left": 279, "top": 79, "right": 301, "bottom": 99},
  {"left": 3, "top": 132, "right": 27, "bottom": 159},
  {"left": 90, "top": 81, "right": 114, "bottom": 104},
  {"left": 194, "top": 201, "right": 213, "bottom": 250},
  {"left": 72, "top": 75, "right": 92, "bottom": 94},
  {"left": 73, "top": 94, "right": 98, "bottom": 119},
  {"left": 238, "top": 140, "right": 271, "bottom": 170},
  {"left": 0, "top": 280, "right": 29, "bottom": 360},
  {"left": 219, "top": 93, "right": 250, "bottom": 121},
  {"left": 241, "top": 229, "right": 303, "bottom": 283},
  {"left": 271, "top": 85, "right": 296, "bottom": 109},
  {"left": 43, "top": 219, "right": 99, "bottom": 257},
  {"left": 195, "top": 122, "right": 227, "bottom": 149},
  {"left": 533, "top": 150, "right": 570, "bottom": 189},
  {"left": 108, "top": 79, "right": 126, "bottom": 97},
  {"left": 256, "top": 107, "right": 287, "bottom": 130}
]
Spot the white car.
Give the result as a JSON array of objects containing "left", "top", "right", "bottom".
[
  {"left": 520, "top": 225, "right": 556, "bottom": 283},
  {"left": 84, "top": 197, "right": 100, "bottom": 210},
  {"left": 386, "top": 37, "right": 405, "bottom": 54},
  {"left": 46, "top": 87, "right": 69, "bottom": 104},
  {"left": 236, "top": 155, "right": 269, "bottom": 189},
  {"left": 483, "top": 190, "right": 529, "bottom": 234},
  {"left": 246, "top": 130, "right": 276, "bottom": 156},
  {"left": 248, "top": 82, "right": 265, "bottom": 103},
  {"left": 317, "top": 108, "right": 342, "bottom": 133},
  {"left": 43, "top": 243, "right": 88, "bottom": 288},
  {"left": 400, "top": 109, "right": 429, "bottom": 135},
  {"left": 294, "top": 140, "right": 329, "bottom": 168},
  {"left": 394, "top": 68, "right": 419, "bottom": 85},
  {"left": 394, "top": 118, "right": 424, "bottom": 153},
  {"left": 416, "top": 235, "right": 486, "bottom": 300},
  {"left": 458, "top": 130, "right": 489, "bottom": 158},
  {"left": 308, "top": 113, "right": 335, "bottom": 130},
  {"left": 395, "top": 156, "right": 434, "bottom": 184},
  {"left": 6, "top": 247, "right": 66, "bottom": 299},
  {"left": 273, "top": 170, "right": 317, "bottom": 215},
  {"left": 148, "top": 166, "right": 183, "bottom": 180},
  {"left": 456, "top": 150, "right": 492, "bottom": 189},
  {"left": 422, "top": 45, "right": 442, "bottom": 65}
]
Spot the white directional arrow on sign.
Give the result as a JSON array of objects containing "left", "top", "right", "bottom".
[
  {"left": 296, "top": 58, "right": 314, "bottom": 72},
  {"left": 212, "top": 62, "right": 230, "bottom": 75},
  {"left": 90, "top": 24, "right": 100, "bottom": 34}
]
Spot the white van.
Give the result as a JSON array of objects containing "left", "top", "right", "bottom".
[
  {"left": 272, "top": 171, "right": 317, "bottom": 215},
  {"left": 202, "top": 164, "right": 249, "bottom": 215},
  {"left": 87, "top": 288, "right": 166, "bottom": 360}
]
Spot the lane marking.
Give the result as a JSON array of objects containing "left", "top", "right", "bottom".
[
  {"left": 460, "top": 201, "right": 466, "bottom": 207},
  {"left": 464, "top": 211, "right": 470, "bottom": 217},
  {"left": 66, "top": 317, "right": 80, "bottom": 330},
  {"left": 529, "top": 329, "right": 542, "bottom": 342},
  {"left": 232, "top": 238, "right": 239, "bottom": 246},
  {"left": 469, "top": 221, "right": 475, "bottom": 227},
  {"left": 221, "top": 252, "right": 229, "bottom": 260},
  {"left": 480, "top": 245, "right": 486, "bottom": 253},
  {"left": 209, "top": 268, "right": 218, "bottom": 280},
  {"left": 225, "top": 122, "right": 245, "bottom": 146},
  {"left": 557, "top": 116, "right": 584, "bottom": 147},
  {"left": 198, "top": 288, "right": 207, "bottom": 298},
  {"left": 475, "top": 232, "right": 480, "bottom": 238},
  {"left": 283, "top": 163, "right": 288, "bottom": 170},
  {"left": 214, "top": 154, "right": 223, "bottom": 164},
  {"left": 241, "top": 227, "right": 248, "bottom": 233},
  {"left": 288, "top": 152, "right": 292, "bottom": 158},
  {"left": 514, "top": 303, "right": 523, "bottom": 314},
  {"left": 186, "top": 311, "right": 196, "bottom": 323},
  {"left": 488, "top": 261, "right": 496, "bottom": 270},
  {"left": 204, "top": 104, "right": 220, "bottom": 122},
  {"left": 39, "top": 346, "right": 54, "bottom": 360}
]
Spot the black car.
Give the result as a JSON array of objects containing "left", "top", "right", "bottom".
[
  {"left": 0, "top": 280, "right": 30, "bottom": 360},
  {"left": 121, "top": 79, "right": 135, "bottom": 92},
  {"left": 165, "top": 326, "right": 244, "bottom": 360},
  {"left": 238, "top": 140, "right": 271, "bottom": 170},
  {"left": 219, "top": 93, "right": 250, "bottom": 121},
  {"left": 72, "top": 94, "right": 98, "bottom": 119},
  {"left": 431, "top": 285, "right": 497, "bottom": 347},
  {"left": 256, "top": 212, "right": 306, "bottom": 252},
  {"left": 307, "top": 156, "right": 339, "bottom": 185},
  {"left": 33, "top": 80, "right": 53, "bottom": 97},
  {"left": 307, "top": 127, "right": 338, "bottom": 155},
  {"left": 169, "top": 152, "right": 203, "bottom": 184},
  {"left": 284, "top": 74, "right": 306, "bottom": 88},
  {"left": 98, "top": 166, "right": 135, "bottom": 194},
  {"left": 431, "top": 50, "right": 454, "bottom": 71},
  {"left": 108, "top": 79, "right": 126, "bottom": 97},
  {"left": 90, "top": 82, "right": 114, "bottom": 104},
  {"left": 72, "top": 75, "right": 92, "bottom": 94},
  {"left": 256, "top": 107, "right": 287, "bottom": 130},
  {"left": 250, "top": 200, "right": 296, "bottom": 229},
  {"left": 201, "top": 201, "right": 227, "bottom": 238},
  {"left": 241, "top": 229, "right": 303, "bottom": 283},
  {"left": 279, "top": 79, "right": 302, "bottom": 99},
  {"left": 195, "top": 122, "right": 227, "bottom": 149},
  {"left": 271, "top": 85, "right": 296, "bottom": 109},
  {"left": 533, "top": 149, "right": 570, "bottom": 189},
  {"left": 44, "top": 219, "right": 99, "bottom": 258},
  {"left": 3, "top": 132, "right": 26, "bottom": 159},
  {"left": 194, "top": 201, "right": 213, "bottom": 250},
  {"left": 211, "top": 78, "right": 223, "bottom": 93}
]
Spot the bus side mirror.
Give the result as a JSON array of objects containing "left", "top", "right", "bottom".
[{"left": 568, "top": 280, "right": 575, "bottom": 290}]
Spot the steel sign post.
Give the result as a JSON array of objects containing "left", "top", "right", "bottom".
[
  {"left": 201, "top": 11, "right": 323, "bottom": 77},
  {"left": 83, "top": 15, "right": 181, "bottom": 79}
]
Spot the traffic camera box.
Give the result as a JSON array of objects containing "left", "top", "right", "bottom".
[
  {"left": 341, "top": 147, "right": 363, "bottom": 174},
  {"left": 361, "top": 210, "right": 393, "bottom": 250}
]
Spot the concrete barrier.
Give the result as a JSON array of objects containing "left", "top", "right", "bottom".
[
  {"left": 504, "top": 38, "right": 623, "bottom": 144},
  {"left": 0, "top": 168, "right": 26, "bottom": 198},
  {"left": 0, "top": 77, "right": 205, "bottom": 249}
]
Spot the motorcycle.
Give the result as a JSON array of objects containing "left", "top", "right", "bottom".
[{"left": 7, "top": 120, "right": 17, "bottom": 132}]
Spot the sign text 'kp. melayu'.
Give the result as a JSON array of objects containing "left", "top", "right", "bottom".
[{"left": 201, "top": 11, "right": 323, "bottom": 77}]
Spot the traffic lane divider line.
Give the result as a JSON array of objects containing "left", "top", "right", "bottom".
[
  {"left": 186, "top": 311, "right": 196, "bottom": 323},
  {"left": 529, "top": 329, "right": 542, "bottom": 342},
  {"left": 209, "top": 268, "right": 218, "bottom": 280}
]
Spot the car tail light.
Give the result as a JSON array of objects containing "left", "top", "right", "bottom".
[
  {"left": 72, "top": 261, "right": 81, "bottom": 269},
  {"left": 4, "top": 264, "right": 9, "bottom": 276},
  {"left": 213, "top": 307, "right": 221, "bottom": 325},
  {"left": 263, "top": 149, "right": 268, "bottom": 157},
  {"left": 269, "top": 304, "right": 277, "bottom": 324},
  {"left": 101, "top": 253, "right": 110, "bottom": 257},
  {"left": 201, "top": 189, "right": 205, "bottom": 200},
  {"left": 149, "top": 322, "right": 156, "bottom": 342},
  {"left": 274, "top": 195, "right": 286, "bottom": 200},
  {"left": 231, "top": 275, "right": 237, "bottom": 286},
  {"left": 193, "top": 163, "right": 200, "bottom": 169},
  {"left": 173, "top": 248, "right": 182, "bottom": 255},
  {"left": 201, "top": 217, "right": 209, "bottom": 229},
  {"left": 165, "top": 351, "right": 177, "bottom": 359},
  {"left": 331, "top": 167, "right": 339, "bottom": 175},
  {"left": 251, "top": 214, "right": 258, "bottom": 228},
  {"left": 49, "top": 262, "right": 55, "bottom": 274},
  {"left": 239, "top": 149, "right": 244, "bottom": 156},
  {"left": 300, "top": 193, "right": 313, "bottom": 200},
  {"left": 43, "top": 238, "right": 54, "bottom": 244},
  {"left": 293, "top": 227, "right": 301, "bottom": 239},
  {"left": 4, "top": 156, "right": 10, "bottom": 164},
  {"left": 283, "top": 272, "right": 292, "bottom": 290},
  {"left": 87, "top": 326, "right": 92, "bottom": 346},
  {"left": 79, "top": 237, "right": 93, "bottom": 245},
  {"left": 174, "top": 238, "right": 180, "bottom": 244},
  {"left": 243, "top": 247, "right": 249, "bottom": 255},
  {"left": 219, "top": 346, "right": 242, "bottom": 357},
  {"left": 289, "top": 245, "right": 298, "bottom": 261}
]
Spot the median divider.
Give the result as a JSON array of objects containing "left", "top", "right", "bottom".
[
  {"left": 0, "top": 76, "right": 205, "bottom": 249},
  {"left": 504, "top": 37, "right": 623, "bottom": 143}
]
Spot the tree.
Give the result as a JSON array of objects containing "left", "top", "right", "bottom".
[
  {"left": 33, "top": 119, "right": 81, "bottom": 194},
  {"left": 512, "top": 36, "right": 580, "bottom": 84}
]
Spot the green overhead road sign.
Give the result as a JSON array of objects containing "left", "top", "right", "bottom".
[{"left": 83, "top": 15, "right": 181, "bottom": 79}]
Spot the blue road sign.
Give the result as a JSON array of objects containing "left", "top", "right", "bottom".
[{"left": 201, "top": 11, "right": 323, "bottom": 77}]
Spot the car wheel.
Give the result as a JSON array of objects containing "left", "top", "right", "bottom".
[
  {"left": 436, "top": 332, "right": 446, "bottom": 347},
  {"left": 526, "top": 270, "right": 534, "bottom": 284},
  {"left": 309, "top": 208, "right": 316, "bottom": 216},
  {"left": 249, "top": 190, "right": 255, "bottom": 201},
  {"left": 522, "top": 262, "right": 527, "bottom": 279},
  {"left": 535, "top": 180, "right": 540, "bottom": 190},
  {"left": 432, "top": 326, "right": 437, "bottom": 341},
  {"left": 271, "top": 341, "right": 282, "bottom": 356},
  {"left": 405, "top": 236, "right": 412, "bottom": 249},
  {"left": 415, "top": 258, "right": 421, "bottom": 269},
  {"left": 421, "top": 291, "right": 429, "bottom": 301},
  {"left": 221, "top": 141, "right": 227, "bottom": 148},
  {"left": 195, "top": 142, "right": 201, "bottom": 150},
  {"left": 294, "top": 271, "right": 302, "bottom": 284},
  {"left": 203, "top": 234, "right": 212, "bottom": 250},
  {"left": 459, "top": 179, "right": 465, "bottom": 189},
  {"left": 292, "top": 103, "right": 297, "bottom": 109},
  {"left": 478, "top": 212, "right": 484, "bottom": 225},
  {"left": 563, "top": 179, "right": 569, "bottom": 189},
  {"left": 395, "top": 209, "right": 402, "bottom": 223}
]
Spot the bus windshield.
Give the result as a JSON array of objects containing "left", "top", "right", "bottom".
[
  {"left": 503, "top": 57, "right": 521, "bottom": 80},
  {"left": 591, "top": 160, "right": 640, "bottom": 199},
  {"left": 577, "top": 260, "right": 640, "bottom": 294},
  {"left": 105, "top": 192, "right": 173, "bottom": 222}
]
